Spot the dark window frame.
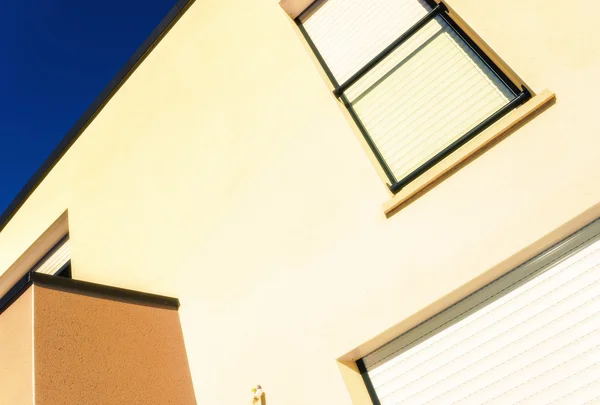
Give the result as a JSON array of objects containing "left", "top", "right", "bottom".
[
  {"left": 354, "top": 218, "right": 600, "bottom": 405},
  {"left": 0, "top": 235, "right": 72, "bottom": 314},
  {"left": 297, "top": 0, "right": 530, "bottom": 193},
  {"left": 30, "top": 234, "right": 72, "bottom": 278}
]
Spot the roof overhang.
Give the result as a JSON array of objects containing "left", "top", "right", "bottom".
[{"left": 0, "top": 0, "right": 195, "bottom": 234}]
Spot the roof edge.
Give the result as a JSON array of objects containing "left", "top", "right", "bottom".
[
  {"left": 32, "top": 272, "right": 180, "bottom": 310},
  {"left": 0, "top": 271, "right": 180, "bottom": 316},
  {"left": 0, "top": 0, "right": 195, "bottom": 233}
]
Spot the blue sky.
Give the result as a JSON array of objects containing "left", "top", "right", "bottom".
[{"left": 0, "top": 0, "right": 178, "bottom": 216}]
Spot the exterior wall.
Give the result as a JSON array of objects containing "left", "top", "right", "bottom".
[
  {"left": 0, "top": 287, "right": 33, "bottom": 405},
  {"left": 33, "top": 285, "right": 196, "bottom": 405},
  {"left": 0, "top": 0, "right": 599, "bottom": 404}
]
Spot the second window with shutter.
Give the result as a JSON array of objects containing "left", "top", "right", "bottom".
[{"left": 297, "top": 0, "right": 529, "bottom": 193}]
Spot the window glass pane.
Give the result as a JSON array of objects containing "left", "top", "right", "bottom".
[
  {"left": 302, "top": 0, "right": 516, "bottom": 182},
  {"left": 301, "top": 0, "right": 431, "bottom": 84},
  {"left": 346, "top": 16, "right": 514, "bottom": 180}
]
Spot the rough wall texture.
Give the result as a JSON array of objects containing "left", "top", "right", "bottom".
[
  {"left": 33, "top": 285, "right": 196, "bottom": 405},
  {"left": 0, "top": 287, "right": 33, "bottom": 405}
]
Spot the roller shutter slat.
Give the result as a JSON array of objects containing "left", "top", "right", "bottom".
[
  {"left": 33, "top": 237, "right": 71, "bottom": 275},
  {"left": 362, "top": 220, "right": 600, "bottom": 405},
  {"left": 301, "top": 0, "right": 514, "bottom": 182}
]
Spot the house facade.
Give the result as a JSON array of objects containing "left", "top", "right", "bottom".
[{"left": 1, "top": 0, "right": 599, "bottom": 404}]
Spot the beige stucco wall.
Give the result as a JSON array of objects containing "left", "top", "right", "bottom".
[
  {"left": 1, "top": 0, "right": 600, "bottom": 404},
  {"left": 0, "top": 287, "right": 33, "bottom": 405}
]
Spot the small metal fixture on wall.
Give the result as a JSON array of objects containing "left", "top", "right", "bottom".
[{"left": 251, "top": 385, "right": 265, "bottom": 405}]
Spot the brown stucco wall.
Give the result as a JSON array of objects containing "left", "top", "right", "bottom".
[
  {"left": 0, "top": 287, "right": 33, "bottom": 405},
  {"left": 33, "top": 284, "right": 196, "bottom": 405}
]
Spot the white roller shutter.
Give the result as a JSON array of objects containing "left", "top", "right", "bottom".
[
  {"left": 301, "top": 0, "right": 431, "bottom": 84},
  {"left": 32, "top": 237, "right": 71, "bottom": 276},
  {"left": 301, "top": 0, "right": 515, "bottom": 182},
  {"left": 361, "top": 219, "right": 600, "bottom": 405}
]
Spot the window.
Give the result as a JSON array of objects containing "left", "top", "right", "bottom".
[
  {"left": 297, "top": 0, "right": 529, "bottom": 193},
  {"left": 0, "top": 234, "right": 71, "bottom": 312},
  {"left": 31, "top": 236, "right": 72, "bottom": 278},
  {"left": 358, "top": 218, "right": 600, "bottom": 405}
]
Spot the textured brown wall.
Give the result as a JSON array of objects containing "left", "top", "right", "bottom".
[
  {"left": 33, "top": 285, "right": 196, "bottom": 405},
  {"left": 0, "top": 287, "right": 33, "bottom": 405}
]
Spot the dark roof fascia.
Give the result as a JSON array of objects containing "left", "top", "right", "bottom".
[
  {"left": 31, "top": 272, "right": 180, "bottom": 310},
  {"left": 0, "top": 0, "right": 195, "bottom": 233},
  {"left": 0, "top": 271, "right": 180, "bottom": 315}
]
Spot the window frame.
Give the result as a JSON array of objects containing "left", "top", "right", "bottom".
[
  {"left": 30, "top": 234, "right": 72, "bottom": 278},
  {"left": 0, "top": 232, "right": 72, "bottom": 314},
  {"left": 355, "top": 217, "right": 600, "bottom": 405},
  {"left": 296, "top": 0, "right": 530, "bottom": 194}
]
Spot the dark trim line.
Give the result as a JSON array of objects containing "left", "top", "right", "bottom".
[
  {"left": 31, "top": 272, "right": 180, "bottom": 310},
  {"left": 54, "top": 262, "right": 72, "bottom": 279},
  {"left": 298, "top": 0, "right": 530, "bottom": 194},
  {"left": 0, "top": 271, "right": 180, "bottom": 314},
  {"left": 353, "top": 220, "right": 600, "bottom": 405},
  {"left": 0, "top": 272, "right": 33, "bottom": 316},
  {"left": 297, "top": 22, "right": 398, "bottom": 186},
  {"left": 344, "top": 96, "right": 398, "bottom": 186},
  {"left": 333, "top": 3, "right": 446, "bottom": 98},
  {"left": 30, "top": 233, "right": 70, "bottom": 273},
  {"left": 0, "top": 0, "right": 196, "bottom": 233},
  {"left": 437, "top": 6, "right": 519, "bottom": 96},
  {"left": 356, "top": 358, "right": 382, "bottom": 405},
  {"left": 296, "top": 23, "right": 340, "bottom": 88},
  {"left": 389, "top": 88, "right": 530, "bottom": 193},
  {"left": 296, "top": 0, "right": 322, "bottom": 22}
]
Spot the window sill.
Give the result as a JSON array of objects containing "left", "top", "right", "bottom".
[{"left": 383, "top": 89, "right": 556, "bottom": 218}]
